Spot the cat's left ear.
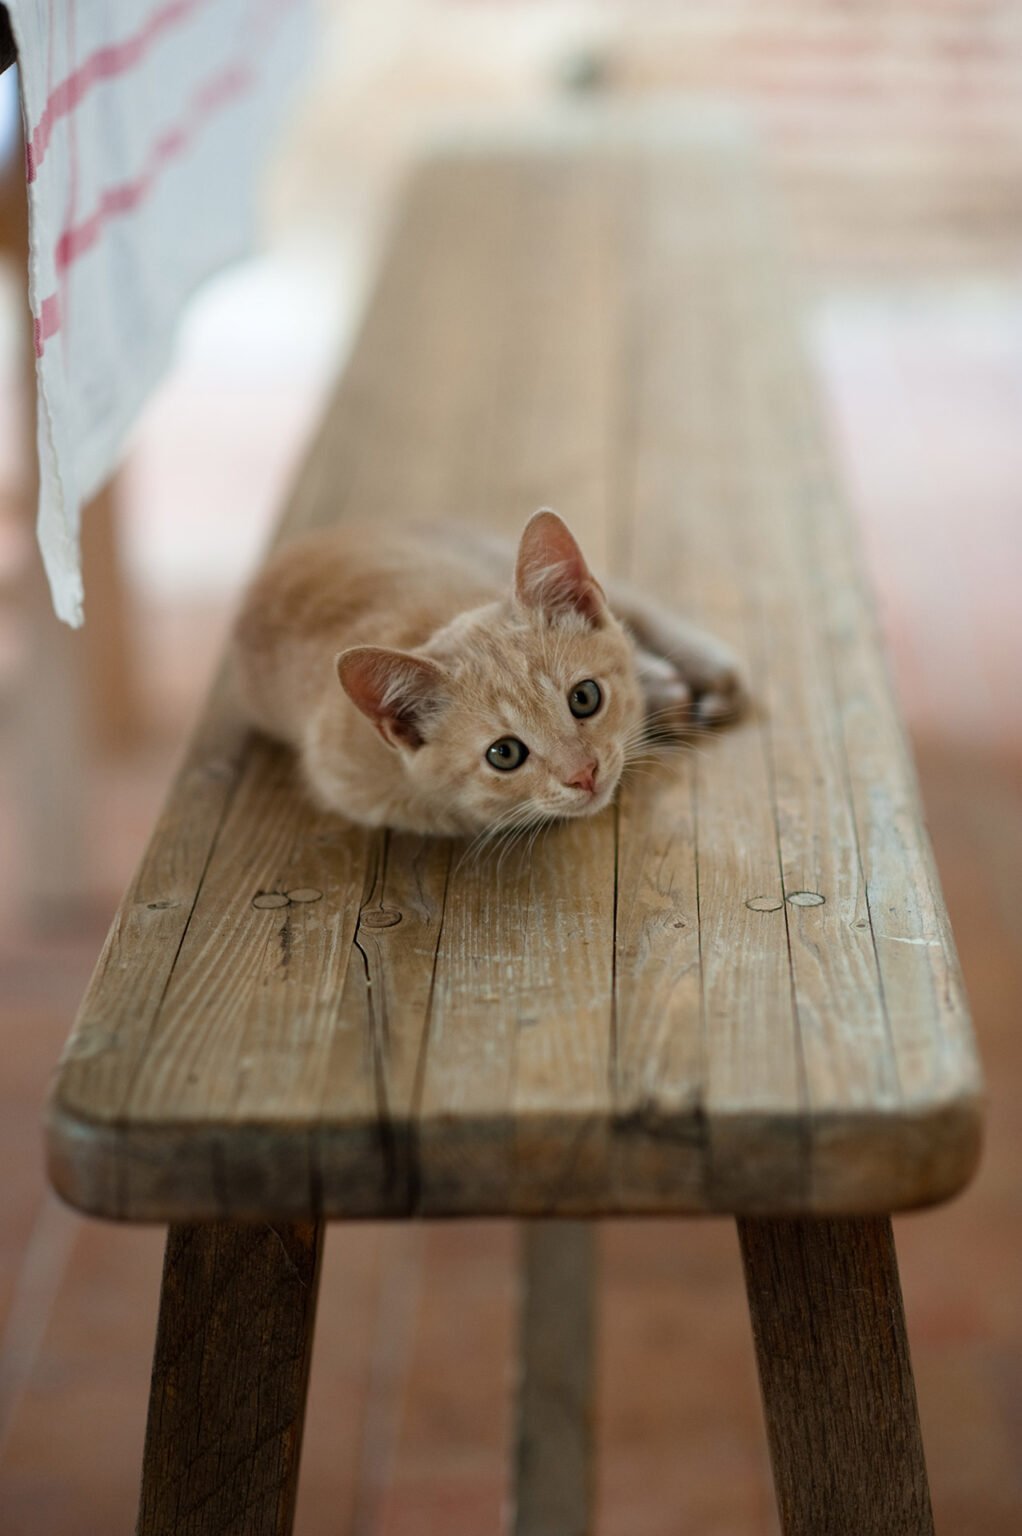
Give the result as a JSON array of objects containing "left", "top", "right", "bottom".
[
  {"left": 514, "top": 508, "right": 607, "bottom": 626},
  {"left": 336, "top": 646, "right": 448, "bottom": 750}
]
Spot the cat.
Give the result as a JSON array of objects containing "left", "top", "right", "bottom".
[{"left": 232, "top": 509, "right": 744, "bottom": 837}]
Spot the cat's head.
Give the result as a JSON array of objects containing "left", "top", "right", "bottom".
[{"left": 336, "top": 510, "right": 643, "bottom": 835}]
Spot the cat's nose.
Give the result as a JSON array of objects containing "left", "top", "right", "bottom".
[{"left": 565, "top": 760, "right": 598, "bottom": 795}]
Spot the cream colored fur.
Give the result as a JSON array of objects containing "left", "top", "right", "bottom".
[{"left": 232, "top": 511, "right": 743, "bottom": 836}]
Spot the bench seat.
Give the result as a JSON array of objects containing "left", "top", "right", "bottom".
[{"left": 47, "top": 131, "right": 983, "bottom": 1225}]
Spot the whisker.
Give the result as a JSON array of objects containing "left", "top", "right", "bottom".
[{"left": 455, "top": 801, "right": 540, "bottom": 873}]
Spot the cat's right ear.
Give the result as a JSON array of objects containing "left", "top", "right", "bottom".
[{"left": 336, "top": 646, "right": 448, "bottom": 751}]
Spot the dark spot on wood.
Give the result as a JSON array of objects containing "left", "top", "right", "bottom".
[
  {"left": 360, "top": 908, "right": 402, "bottom": 929},
  {"left": 252, "top": 892, "right": 290, "bottom": 910},
  {"left": 146, "top": 900, "right": 180, "bottom": 911},
  {"left": 279, "top": 917, "right": 292, "bottom": 969}
]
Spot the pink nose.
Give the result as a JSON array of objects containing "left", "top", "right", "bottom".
[{"left": 565, "top": 760, "right": 598, "bottom": 795}]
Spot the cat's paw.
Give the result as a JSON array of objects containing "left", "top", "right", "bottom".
[
  {"left": 689, "top": 659, "right": 747, "bottom": 726},
  {"left": 639, "top": 648, "right": 747, "bottom": 732}
]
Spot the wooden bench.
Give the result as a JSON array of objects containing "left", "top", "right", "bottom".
[{"left": 47, "top": 125, "right": 984, "bottom": 1536}]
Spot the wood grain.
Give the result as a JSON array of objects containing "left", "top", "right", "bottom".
[
  {"left": 513, "top": 1222, "right": 596, "bottom": 1536},
  {"left": 47, "top": 129, "right": 982, "bottom": 1222},
  {"left": 738, "top": 1217, "right": 935, "bottom": 1536},
  {"left": 137, "top": 1221, "right": 323, "bottom": 1536}
]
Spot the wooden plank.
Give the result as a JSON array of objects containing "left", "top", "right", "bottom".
[
  {"left": 47, "top": 130, "right": 982, "bottom": 1222},
  {"left": 738, "top": 1217, "right": 934, "bottom": 1536},
  {"left": 137, "top": 1221, "right": 322, "bottom": 1536},
  {"left": 678, "top": 155, "right": 903, "bottom": 1208},
  {"left": 513, "top": 1222, "right": 596, "bottom": 1536},
  {"left": 47, "top": 671, "right": 250, "bottom": 1216},
  {"left": 613, "top": 148, "right": 807, "bottom": 1212},
  {"left": 316, "top": 156, "right": 533, "bottom": 1217},
  {"left": 121, "top": 737, "right": 369, "bottom": 1218},
  {"left": 415, "top": 153, "right": 620, "bottom": 1217}
]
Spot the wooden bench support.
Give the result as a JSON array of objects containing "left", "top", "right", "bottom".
[
  {"left": 137, "top": 1222, "right": 323, "bottom": 1536},
  {"left": 514, "top": 1222, "right": 596, "bottom": 1536},
  {"left": 738, "top": 1217, "right": 934, "bottom": 1536}
]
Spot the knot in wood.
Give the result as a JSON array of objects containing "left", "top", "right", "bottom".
[
  {"left": 360, "top": 907, "right": 402, "bottom": 930},
  {"left": 787, "top": 890, "right": 825, "bottom": 907},
  {"left": 252, "top": 892, "right": 290, "bottom": 910},
  {"left": 287, "top": 888, "right": 322, "bottom": 904},
  {"left": 746, "top": 895, "right": 782, "bottom": 913}
]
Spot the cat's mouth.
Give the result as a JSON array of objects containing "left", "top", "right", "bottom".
[{"left": 562, "top": 776, "right": 618, "bottom": 817}]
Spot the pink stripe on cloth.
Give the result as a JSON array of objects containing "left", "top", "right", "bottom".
[
  {"left": 33, "top": 293, "right": 62, "bottom": 358},
  {"left": 33, "top": 61, "right": 253, "bottom": 353},
  {"left": 26, "top": 0, "right": 207, "bottom": 182}
]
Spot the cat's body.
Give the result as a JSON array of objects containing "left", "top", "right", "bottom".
[{"left": 232, "top": 511, "right": 743, "bottom": 836}]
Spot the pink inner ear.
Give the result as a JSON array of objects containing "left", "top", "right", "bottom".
[
  {"left": 336, "top": 647, "right": 445, "bottom": 749},
  {"left": 515, "top": 509, "right": 605, "bottom": 622}
]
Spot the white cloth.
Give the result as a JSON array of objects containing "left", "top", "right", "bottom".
[{"left": 8, "top": 0, "right": 312, "bottom": 624}]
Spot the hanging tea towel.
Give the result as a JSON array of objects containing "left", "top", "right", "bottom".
[{"left": 7, "top": 0, "right": 312, "bottom": 624}]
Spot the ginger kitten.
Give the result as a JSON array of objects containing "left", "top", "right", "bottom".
[{"left": 232, "top": 510, "right": 743, "bottom": 837}]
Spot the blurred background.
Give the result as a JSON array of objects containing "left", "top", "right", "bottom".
[{"left": 1, "top": 2, "right": 1020, "bottom": 1531}]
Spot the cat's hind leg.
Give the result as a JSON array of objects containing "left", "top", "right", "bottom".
[
  {"left": 635, "top": 648, "right": 694, "bottom": 734},
  {"left": 612, "top": 580, "right": 747, "bottom": 728}
]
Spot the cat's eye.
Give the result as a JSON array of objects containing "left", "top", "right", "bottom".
[
  {"left": 568, "top": 679, "right": 602, "bottom": 719},
  {"left": 486, "top": 736, "right": 529, "bottom": 772}
]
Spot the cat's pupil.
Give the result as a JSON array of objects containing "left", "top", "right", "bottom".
[
  {"left": 486, "top": 736, "right": 529, "bottom": 772},
  {"left": 569, "top": 679, "right": 602, "bottom": 719}
]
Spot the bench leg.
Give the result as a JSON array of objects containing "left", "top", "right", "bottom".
[
  {"left": 737, "top": 1217, "right": 934, "bottom": 1536},
  {"left": 513, "top": 1221, "right": 596, "bottom": 1536},
  {"left": 137, "top": 1221, "right": 323, "bottom": 1536}
]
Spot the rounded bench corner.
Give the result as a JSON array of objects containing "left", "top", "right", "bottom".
[
  {"left": 808, "top": 1083, "right": 987, "bottom": 1218},
  {"left": 44, "top": 1086, "right": 126, "bottom": 1222},
  {"left": 898, "top": 1084, "right": 986, "bottom": 1210}
]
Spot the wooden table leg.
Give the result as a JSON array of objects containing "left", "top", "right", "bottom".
[
  {"left": 513, "top": 1221, "right": 596, "bottom": 1536},
  {"left": 137, "top": 1221, "right": 323, "bottom": 1536},
  {"left": 738, "top": 1216, "right": 934, "bottom": 1536}
]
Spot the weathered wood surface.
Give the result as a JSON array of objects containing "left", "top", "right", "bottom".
[
  {"left": 137, "top": 1221, "right": 322, "bottom": 1536},
  {"left": 513, "top": 1222, "right": 596, "bottom": 1536},
  {"left": 47, "top": 130, "right": 982, "bottom": 1221},
  {"left": 738, "top": 1217, "right": 934, "bottom": 1535}
]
